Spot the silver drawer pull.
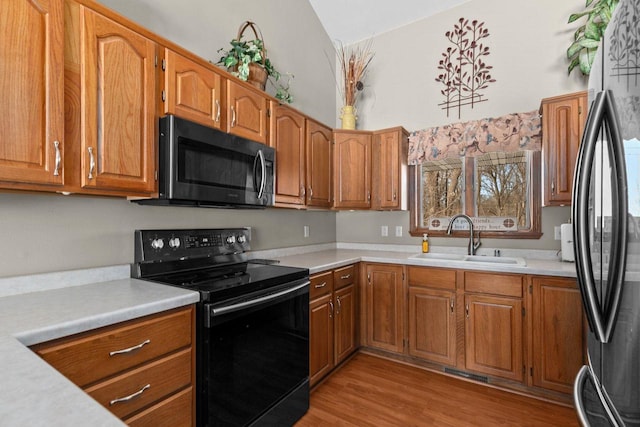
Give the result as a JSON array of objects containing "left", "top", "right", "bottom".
[
  {"left": 53, "top": 141, "right": 61, "bottom": 176},
  {"left": 109, "top": 339, "right": 150, "bottom": 356},
  {"left": 340, "top": 274, "right": 351, "bottom": 280},
  {"left": 109, "top": 384, "right": 150, "bottom": 406},
  {"left": 314, "top": 281, "right": 327, "bottom": 289},
  {"left": 87, "top": 147, "right": 95, "bottom": 179}
]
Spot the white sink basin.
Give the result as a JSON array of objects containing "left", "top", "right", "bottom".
[
  {"left": 409, "top": 253, "right": 466, "bottom": 261},
  {"left": 462, "top": 255, "right": 527, "bottom": 266},
  {"left": 409, "top": 253, "right": 526, "bottom": 267}
]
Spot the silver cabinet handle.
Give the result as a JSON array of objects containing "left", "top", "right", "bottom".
[
  {"left": 231, "top": 106, "right": 236, "bottom": 127},
  {"left": 314, "top": 281, "right": 327, "bottom": 289},
  {"left": 53, "top": 141, "right": 61, "bottom": 176},
  {"left": 551, "top": 180, "right": 555, "bottom": 195},
  {"left": 301, "top": 185, "right": 306, "bottom": 197},
  {"left": 329, "top": 300, "right": 334, "bottom": 318},
  {"left": 87, "top": 147, "right": 95, "bottom": 179},
  {"left": 450, "top": 300, "right": 454, "bottom": 313},
  {"left": 109, "top": 384, "right": 150, "bottom": 406},
  {"left": 465, "top": 304, "right": 469, "bottom": 319},
  {"left": 215, "top": 99, "right": 221, "bottom": 123},
  {"left": 336, "top": 296, "right": 342, "bottom": 315},
  {"left": 393, "top": 191, "right": 397, "bottom": 200},
  {"left": 109, "top": 339, "right": 150, "bottom": 356},
  {"left": 340, "top": 274, "right": 351, "bottom": 280}
]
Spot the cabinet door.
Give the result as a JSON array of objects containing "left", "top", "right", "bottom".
[
  {"left": 408, "top": 287, "right": 456, "bottom": 366},
  {"left": 272, "top": 105, "right": 306, "bottom": 206},
  {"left": 0, "top": 0, "right": 64, "bottom": 187},
  {"left": 541, "top": 91, "right": 587, "bottom": 206},
  {"left": 465, "top": 294, "right": 523, "bottom": 382},
  {"left": 306, "top": 119, "right": 333, "bottom": 208},
  {"left": 372, "top": 128, "right": 408, "bottom": 210},
  {"left": 80, "top": 7, "right": 156, "bottom": 193},
  {"left": 365, "top": 264, "right": 404, "bottom": 353},
  {"left": 532, "top": 277, "right": 585, "bottom": 394},
  {"left": 334, "top": 284, "right": 356, "bottom": 365},
  {"left": 309, "top": 293, "right": 334, "bottom": 386},
  {"left": 163, "top": 49, "right": 222, "bottom": 130},
  {"left": 226, "top": 80, "right": 268, "bottom": 144},
  {"left": 334, "top": 131, "right": 371, "bottom": 209}
]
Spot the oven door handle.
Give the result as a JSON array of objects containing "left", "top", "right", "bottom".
[{"left": 210, "top": 280, "right": 309, "bottom": 317}]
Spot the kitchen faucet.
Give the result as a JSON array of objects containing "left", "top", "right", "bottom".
[{"left": 446, "top": 214, "right": 481, "bottom": 256}]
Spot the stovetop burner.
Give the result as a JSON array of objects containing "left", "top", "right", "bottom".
[{"left": 132, "top": 228, "right": 308, "bottom": 303}]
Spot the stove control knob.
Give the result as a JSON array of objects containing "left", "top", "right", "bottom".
[
  {"left": 169, "top": 237, "right": 181, "bottom": 248},
  {"left": 237, "top": 235, "right": 247, "bottom": 244},
  {"left": 226, "top": 235, "right": 236, "bottom": 245},
  {"left": 151, "top": 238, "right": 164, "bottom": 250}
]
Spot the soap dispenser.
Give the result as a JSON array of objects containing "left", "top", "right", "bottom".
[{"left": 422, "top": 233, "right": 430, "bottom": 253}]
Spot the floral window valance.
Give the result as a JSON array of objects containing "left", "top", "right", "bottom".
[{"left": 408, "top": 110, "right": 542, "bottom": 165}]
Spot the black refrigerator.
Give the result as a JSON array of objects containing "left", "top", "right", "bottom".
[{"left": 572, "top": 0, "right": 640, "bottom": 425}]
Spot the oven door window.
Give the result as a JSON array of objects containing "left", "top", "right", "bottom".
[{"left": 203, "top": 288, "right": 309, "bottom": 426}]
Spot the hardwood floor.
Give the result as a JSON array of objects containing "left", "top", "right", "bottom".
[{"left": 296, "top": 353, "right": 579, "bottom": 426}]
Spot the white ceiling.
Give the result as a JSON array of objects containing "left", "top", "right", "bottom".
[{"left": 308, "top": 0, "right": 470, "bottom": 45}]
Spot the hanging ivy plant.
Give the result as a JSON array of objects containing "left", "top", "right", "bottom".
[{"left": 567, "top": 0, "right": 619, "bottom": 75}]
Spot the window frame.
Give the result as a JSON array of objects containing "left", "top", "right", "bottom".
[{"left": 409, "top": 151, "right": 542, "bottom": 239}]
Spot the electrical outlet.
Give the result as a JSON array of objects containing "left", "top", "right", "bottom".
[
  {"left": 303, "top": 225, "right": 310, "bottom": 238},
  {"left": 554, "top": 226, "right": 561, "bottom": 240},
  {"left": 395, "top": 226, "right": 403, "bottom": 237},
  {"left": 381, "top": 226, "right": 388, "bottom": 237}
]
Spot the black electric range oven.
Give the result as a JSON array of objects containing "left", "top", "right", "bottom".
[{"left": 132, "top": 228, "right": 310, "bottom": 427}]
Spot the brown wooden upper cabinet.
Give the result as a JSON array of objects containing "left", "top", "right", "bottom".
[
  {"left": 333, "top": 130, "right": 372, "bottom": 209},
  {"left": 372, "top": 127, "right": 409, "bottom": 210},
  {"left": 162, "top": 48, "right": 223, "bottom": 130},
  {"left": 541, "top": 91, "right": 588, "bottom": 206},
  {"left": 305, "top": 119, "right": 333, "bottom": 208},
  {"left": 226, "top": 80, "right": 269, "bottom": 144},
  {"left": 0, "top": 0, "right": 65, "bottom": 189},
  {"left": 66, "top": 3, "right": 157, "bottom": 195},
  {"left": 271, "top": 105, "right": 306, "bottom": 206}
]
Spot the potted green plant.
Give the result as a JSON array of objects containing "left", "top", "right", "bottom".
[
  {"left": 217, "top": 21, "right": 294, "bottom": 103},
  {"left": 567, "top": 0, "right": 619, "bottom": 75}
]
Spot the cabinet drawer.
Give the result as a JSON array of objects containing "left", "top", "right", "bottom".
[
  {"left": 85, "top": 348, "right": 192, "bottom": 419},
  {"left": 407, "top": 266, "right": 456, "bottom": 290},
  {"left": 33, "top": 306, "right": 193, "bottom": 387},
  {"left": 124, "top": 386, "right": 193, "bottom": 427},
  {"left": 333, "top": 265, "right": 355, "bottom": 289},
  {"left": 464, "top": 272, "right": 523, "bottom": 297},
  {"left": 310, "top": 271, "right": 334, "bottom": 300}
]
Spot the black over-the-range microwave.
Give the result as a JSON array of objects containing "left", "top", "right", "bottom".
[{"left": 135, "top": 115, "right": 275, "bottom": 208}]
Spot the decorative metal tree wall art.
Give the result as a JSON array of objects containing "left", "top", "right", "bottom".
[{"left": 436, "top": 18, "right": 497, "bottom": 119}]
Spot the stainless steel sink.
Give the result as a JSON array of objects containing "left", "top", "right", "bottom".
[
  {"left": 462, "top": 255, "right": 527, "bottom": 266},
  {"left": 409, "top": 253, "right": 526, "bottom": 266},
  {"left": 409, "top": 253, "right": 466, "bottom": 261}
]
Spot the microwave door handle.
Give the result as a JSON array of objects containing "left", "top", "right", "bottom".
[
  {"left": 256, "top": 149, "right": 266, "bottom": 199},
  {"left": 602, "top": 89, "right": 628, "bottom": 341},
  {"left": 573, "top": 90, "right": 608, "bottom": 342}
]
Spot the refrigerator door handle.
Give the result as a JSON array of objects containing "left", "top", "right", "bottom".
[
  {"left": 572, "top": 90, "right": 628, "bottom": 343},
  {"left": 574, "top": 364, "right": 624, "bottom": 427}
]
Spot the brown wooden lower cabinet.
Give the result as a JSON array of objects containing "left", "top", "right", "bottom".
[
  {"left": 31, "top": 306, "right": 195, "bottom": 426},
  {"left": 364, "top": 263, "right": 404, "bottom": 353},
  {"left": 309, "top": 264, "right": 358, "bottom": 386}
]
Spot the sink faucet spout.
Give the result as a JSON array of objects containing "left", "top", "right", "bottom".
[{"left": 446, "top": 214, "right": 481, "bottom": 256}]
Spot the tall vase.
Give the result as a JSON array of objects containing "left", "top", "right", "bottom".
[{"left": 340, "top": 105, "right": 357, "bottom": 130}]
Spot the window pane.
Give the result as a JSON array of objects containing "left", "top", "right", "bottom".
[
  {"left": 475, "top": 151, "right": 529, "bottom": 228},
  {"left": 420, "top": 158, "right": 463, "bottom": 227}
]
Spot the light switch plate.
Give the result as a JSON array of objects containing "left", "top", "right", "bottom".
[
  {"left": 395, "top": 226, "right": 403, "bottom": 237},
  {"left": 554, "top": 226, "right": 561, "bottom": 240}
]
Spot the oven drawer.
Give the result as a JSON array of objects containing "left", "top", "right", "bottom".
[
  {"left": 85, "top": 348, "right": 192, "bottom": 419},
  {"left": 310, "top": 271, "right": 334, "bottom": 300},
  {"left": 32, "top": 306, "right": 193, "bottom": 387},
  {"left": 123, "top": 386, "right": 193, "bottom": 427}
]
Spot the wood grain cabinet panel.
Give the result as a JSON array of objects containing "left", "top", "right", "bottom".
[
  {"left": 541, "top": 91, "right": 587, "bottom": 206},
  {"left": 124, "top": 386, "right": 193, "bottom": 427},
  {"left": 272, "top": 105, "right": 306, "bottom": 206},
  {"left": 464, "top": 294, "right": 523, "bottom": 382},
  {"left": 531, "top": 276, "right": 585, "bottom": 394},
  {"left": 0, "top": 0, "right": 64, "bottom": 188},
  {"left": 365, "top": 263, "right": 404, "bottom": 353},
  {"left": 334, "top": 284, "right": 356, "bottom": 365},
  {"left": 226, "top": 80, "right": 268, "bottom": 143},
  {"left": 333, "top": 131, "right": 372, "bottom": 209},
  {"left": 372, "top": 128, "right": 409, "bottom": 210},
  {"left": 305, "top": 119, "right": 333, "bottom": 208},
  {"left": 75, "top": 6, "right": 156, "bottom": 194},
  {"left": 309, "top": 293, "right": 335, "bottom": 386},
  {"left": 163, "top": 49, "right": 223, "bottom": 130}
]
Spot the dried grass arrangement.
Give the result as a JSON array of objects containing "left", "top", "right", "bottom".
[{"left": 336, "top": 39, "right": 374, "bottom": 107}]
